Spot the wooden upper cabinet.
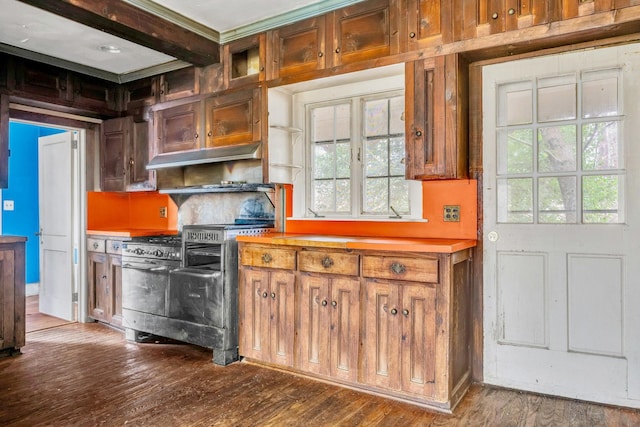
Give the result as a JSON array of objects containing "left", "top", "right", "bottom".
[
  {"left": 329, "top": 0, "right": 399, "bottom": 66},
  {"left": 154, "top": 101, "right": 202, "bottom": 155},
  {"left": 477, "top": 0, "right": 558, "bottom": 36},
  {"left": 123, "top": 77, "right": 157, "bottom": 115},
  {"left": 102, "top": 116, "right": 154, "bottom": 192},
  {"left": 158, "top": 67, "right": 201, "bottom": 102},
  {"left": 405, "top": 54, "right": 467, "bottom": 180},
  {"left": 71, "top": 74, "right": 118, "bottom": 112},
  {"left": 0, "top": 94, "right": 8, "bottom": 189},
  {"left": 204, "top": 87, "right": 262, "bottom": 148},
  {"left": 12, "top": 60, "right": 67, "bottom": 102},
  {"left": 101, "top": 117, "right": 128, "bottom": 191},
  {"left": 267, "top": 15, "right": 327, "bottom": 80},
  {"left": 224, "top": 34, "right": 266, "bottom": 89}
]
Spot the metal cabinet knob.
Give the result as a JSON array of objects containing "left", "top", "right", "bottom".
[
  {"left": 262, "top": 291, "right": 268, "bottom": 298},
  {"left": 508, "top": 8, "right": 515, "bottom": 15},
  {"left": 194, "top": 133, "right": 199, "bottom": 139},
  {"left": 415, "top": 130, "right": 422, "bottom": 137},
  {"left": 492, "top": 12, "right": 499, "bottom": 19},
  {"left": 207, "top": 131, "right": 212, "bottom": 137},
  {"left": 321, "top": 257, "right": 334, "bottom": 268},
  {"left": 321, "top": 300, "right": 328, "bottom": 306},
  {"left": 318, "top": 52, "right": 324, "bottom": 57},
  {"left": 402, "top": 309, "right": 409, "bottom": 316},
  {"left": 270, "top": 292, "right": 276, "bottom": 299},
  {"left": 390, "top": 262, "right": 406, "bottom": 274},
  {"left": 262, "top": 253, "right": 272, "bottom": 263},
  {"left": 409, "top": 32, "right": 416, "bottom": 38},
  {"left": 335, "top": 48, "right": 341, "bottom": 53},
  {"left": 390, "top": 308, "right": 398, "bottom": 315},
  {"left": 93, "top": 242, "right": 99, "bottom": 249},
  {"left": 331, "top": 301, "right": 337, "bottom": 307}
]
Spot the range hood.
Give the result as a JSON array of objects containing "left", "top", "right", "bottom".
[{"left": 146, "top": 143, "right": 262, "bottom": 170}]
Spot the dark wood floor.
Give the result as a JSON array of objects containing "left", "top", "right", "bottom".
[
  {"left": 2, "top": 323, "right": 639, "bottom": 426},
  {"left": 25, "top": 295, "right": 74, "bottom": 333}
]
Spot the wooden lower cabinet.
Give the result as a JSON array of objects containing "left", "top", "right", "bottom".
[
  {"left": 238, "top": 242, "right": 472, "bottom": 411},
  {"left": 0, "top": 237, "right": 26, "bottom": 354},
  {"left": 239, "top": 267, "right": 295, "bottom": 367},
  {"left": 87, "top": 238, "right": 123, "bottom": 328}
]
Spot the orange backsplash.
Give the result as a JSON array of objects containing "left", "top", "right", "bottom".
[
  {"left": 284, "top": 179, "right": 477, "bottom": 240},
  {"left": 87, "top": 191, "right": 178, "bottom": 231}
]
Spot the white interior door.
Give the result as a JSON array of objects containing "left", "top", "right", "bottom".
[
  {"left": 38, "top": 132, "right": 74, "bottom": 321},
  {"left": 483, "top": 43, "right": 640, "bottom": 408}
]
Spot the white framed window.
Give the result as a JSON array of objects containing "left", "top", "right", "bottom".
[{"left": 288, "top": 68, "right": 421, "bottom": 220}]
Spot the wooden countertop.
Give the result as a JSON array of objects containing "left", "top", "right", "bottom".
[
  {"left": 87, "top": 229, "right": 179, "bottom": 238},
  {"left": 236, "top": 233, "right": 477, "bottom": 253},
  {"left": 0, "top": 236, "right": 27, "bottom": 244}
]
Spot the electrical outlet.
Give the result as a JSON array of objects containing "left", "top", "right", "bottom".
[
  {"left": 159, "top": 206, "right": 167, "bottom": 218},
  {"left": 3, "top": 200, "right": 14, "bottom": 211},
  {"left": 443, "top": 205, "right": 460, "bottom": 222}
]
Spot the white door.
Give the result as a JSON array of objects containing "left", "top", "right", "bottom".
[
  {"left": 38, "top": 132, "right": 74, "bottom": 321},
  {"left": 483, "top": 43, "right": 640, "bottom": 408}
]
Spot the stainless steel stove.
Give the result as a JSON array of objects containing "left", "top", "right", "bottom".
[{"left": 122, "top": 223, "right": 273, "bottom": 365}]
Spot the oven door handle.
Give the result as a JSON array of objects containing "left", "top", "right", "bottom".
[{"left": 122, "top": 263, "right": 171, "bottom": 272}]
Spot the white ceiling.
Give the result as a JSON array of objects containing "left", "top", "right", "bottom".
[{"left": 0, "top": 0, "right": 364, "bottom": 82}]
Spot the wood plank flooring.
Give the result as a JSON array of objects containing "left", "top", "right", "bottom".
[
  {"left": 1, "top": 322, "right": 639, "bottom": 426},
  {"left": 25, "top": 295, "right": 73, "bottom": 332}
]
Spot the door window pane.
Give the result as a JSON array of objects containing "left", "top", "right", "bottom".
[
  {"left": 538, "top": 125, "right": 577, "bottom": 173},
  {"left": 538, "top": 176, "right": 577, "bottom": 223},
  {"left": 582, "top": 69, "right": 620, "bottom": 118},
  {"left": 537, "top": 75, "right": 577, "bottom": 122},
  {"left": 583, "top": 175, "right": 620, "bottom": 223},
  {"left": 498, "top": 82, "right": 532, "bottom": 126},
  {"left": 498, "top": 129, "right": 533, "bottom": 174},
  {"left": 498, "top": 178, "right": 533, "bottom": 223},
  {"left": 582, "top": 121, "right": 620, "bottom": 171}
]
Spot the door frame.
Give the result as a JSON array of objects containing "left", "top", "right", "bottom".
[{"left": 9, "top": 104, "right": 99, "bottom": 323}]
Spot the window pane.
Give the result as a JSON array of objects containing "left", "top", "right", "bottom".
[
  {"left": 336, "top": 179, "right": 351, "bottom": 212},
  {"left": 313, "top": 143, "right": 335, "bottom": 179},
  {"left": 335, "top": 104, "right": 351, "bottom": 140},
  {"left": 582, "top": 69, "right": 620, "bottom": 118},
  {"left": 538, "top": 176, "right": 577, "bottom": 223},
  {"left": 365, "top": 138, "right": 388, "bottom": 177},
  {"left": 497, "top": 178, "right": 533, "bottom": 223},
  {"left": 498, "top": 129, "right": 533, "bottom": 174},
  {"left": 312, "top": 106, "right": 334, "bottom": 142},
  {"left": 364, "top": 177, "right": 388, "bottom": 213},
  {"left": 538, "top": 78, "right": 576, "bottom": 122},
  {"left": 583, "top": 175, "right": 620, "bottom": 223},
  {"left": 364, "top": 99, "right": 389, "bottom": 137},
  {"left": 582, "top": 121, "right": 620, "bottom": 171},
  {"left": 313, "top": 180, "right": 334, "bottom": 211},
  {"left": 389, "top": 96, "right": 404, "bottom": 135},
  {"left": 498, "top": 82, "right": 532, "bottom": 126},
  {"left": 538, "top": 125, "right": 577, "bottom": 173},
  {"left": 390, "top": 178, "right": 409, "bottom": 212},
  {"left": 336, "top": 141, "right": 351, "bottom": 178},
  {"left": 390, "top": 137, "right": 405, "bottom": 176}
]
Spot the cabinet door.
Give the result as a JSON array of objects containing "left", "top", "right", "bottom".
[
  {"left": 123, "top": 77, "right": 157, "bottom": 115},
  {"left": 159, "top": 67, "right": 200, "bottom": 102},
  {"left": 400, "top": 283, "right": 436, "bottom": 397},
  {"left": 108, "top": 254, "right": 123, "bottom": 327},
  {"left": 239, "top": 267, "right": 271, "bottom": 361},
  {"left": 405, "top": 54, "right": 466, "bottom": 179},
  {"left": 269, "top": 15, "right": 327, "bottom": 79},
  {"left": 88, "top": 251, "right": 108, "bottom": 322},
  {"left": 13, "top": 60, "right": 67, "bottom": 102},
  {"left": 328, "top": 276, "right": 360, "bottom": 383},
  {"left": 363, "top": 280, "right": 401, "bottom": 390},
  {"left": 154, "top": 101, "right": 202, "bottom": 155},
  {"left": 204, "top": 88, "right": 262, "bottom": 148},
  {"left": 406, "top": 0, "right": 453, "bottom": 48},
  {"left": 478, "top": 0, "right": 554, "bottom": 35},
  {"left": 330, "top": 0, "right": 397, "bottom": 66},
  {"left": 71, "top": 74, "right": 118, "bottom": 112},
  {"left": 0, "top": 94, "right": 7, "bottom": 188},
  {"left": 0, "top": 247, "right": 16, "bottom": 349},
  {"left": 127, "top": 121, "right": 155, "bottom": 191},
  {"left": 224, "top": 34, "right": 265, "bottom": 89},
  {"left": 299, "top": 274, "right": 331, "bottom": 375},
  {"left": 269, "top": 270, "right": 296, "bottom": 367},
  {"left": 101, "top": 117, "right": 130, "bottom": 191}
]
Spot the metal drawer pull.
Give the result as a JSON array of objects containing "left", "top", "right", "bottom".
[
  {"left": 321, "top": 256, "right": 334, "bottom": 268},
  {"left": 262, "top": 253, "right": 272, "bottom": 263},
  {"left": 390, "top": 262, "right": 406, "bottom": 274},
  {"left": 321, "top": 300, "right": 328, "bottom": 306},
  {"left": 93, "top": 242, "right": 99, "bottom": 250},
  {"left": 188, "top": 293, "right": 201, "bottom": 299},
  {"left": 402, "top": 309, "right": 409, "bottom": 316},
  {"left": 262, "top": 292, "right": 268, "bottom": 298},
  {"left": 390, "top": 308, "right": 398, "bottom": 316}
]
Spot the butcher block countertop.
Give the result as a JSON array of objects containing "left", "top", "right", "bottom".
[
  {"left": 0, "top": 236, "right": 27, "bottom": 244},
  {"left": 87, "top": 229, "right": 178, "bottom": 238},
  {"left": 236, "top": 233, "right": 476, "bottom": 253}
]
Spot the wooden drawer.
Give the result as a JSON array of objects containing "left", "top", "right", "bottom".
[
  {"left": 87, "top": 238, "right": 105, "bottom": 253},
  {"left": 298, "top": 250, "right": 359, "bottom": 276},
  {"left": 106, "top": 240, "right": 123, "bottom": 255},
  {"left": 362, "top": 255, "right": 438, "bottom": 283},
  {"left": 240, "top": 245, "right": 296, "bottom": 270}
]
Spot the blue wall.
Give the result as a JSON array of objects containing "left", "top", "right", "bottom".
[{"left": 2, "top": 123, "right": 65, "bottom": 284}]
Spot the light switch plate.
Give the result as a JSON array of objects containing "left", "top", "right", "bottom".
[
  {"left": 443, "top": 205, "right": 460, "bottom": 222},
  {"left": 3, "top": 200, "right": 14, "bottom": 211}
]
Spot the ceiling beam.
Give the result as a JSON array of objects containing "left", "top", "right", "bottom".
[{"left": 16, "top": 0, "right": 220, "bottom": 67}]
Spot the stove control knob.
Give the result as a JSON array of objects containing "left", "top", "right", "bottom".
[{"left": 155, "top": 250, "right": 164, "bottom": 257}]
